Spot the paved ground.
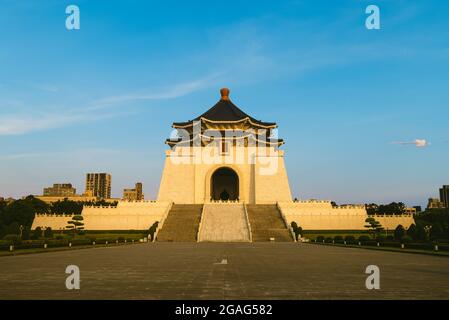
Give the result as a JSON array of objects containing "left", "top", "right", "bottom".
[{"left": 1, "top": 243, "right": 449, "bottom": 299}]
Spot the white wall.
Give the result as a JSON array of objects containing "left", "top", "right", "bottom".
[
  {"left": 32, "top": 201, "right": 170, "bottom": 230},
  {"left": 278, "top": 201, "right": 415, "bottom": 231},
  {"left": 157, "top": 146, "right": 292, "bottom": 204}
]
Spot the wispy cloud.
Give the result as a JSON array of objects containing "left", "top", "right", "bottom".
[
  {"left": 90, "top": 73, "right": 225, "bottom": 110},
  {"left": 0, "top": 110, "right": 126, "bottom": 136},
  {"left": 0, "top": 113, "right": 84, "bottom": 135},
  {"left": 391, "top": 139, "right": 430, "bottom": 148},
  {"left": 32, "top": 83, "right": 59, "bottom": 93},
  {"left": 0, "top": 74, "right": 222, "bottom": 135},
  {"left": 0, "top": 148, "right": 128, "bottom": 161}
]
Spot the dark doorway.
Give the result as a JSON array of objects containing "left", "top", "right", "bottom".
[{"left": 211, "top": 167, "right": 239, "bottom": 201}]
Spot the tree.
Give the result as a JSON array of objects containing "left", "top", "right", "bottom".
[
  {"left": 3, "top": 201, "right": 35, "bottom": 227},
  {"left": 4, "top": 222, "right": 20, "bottom": 236},
  {"left": 365, "top": 217, "right": 384, "bottom": 238},
  {"left": 50, "top": 199, "right": 83, "bottom": 215},
  {"left": 407, "top": 224, "right": 417, "bottom": 240},
  {"left": 44, "top": 227, "right": 54, "bottom": 238},
  {"left": 394, "top": 225, "right": 405, "bottom": 241},
  {"left": 1, "top": 197, "right": 49, "bottom": 229},
  {"left": 365, "top": 203, "right": 378, "bottom": 216},
  {"left": 32, "top": 227, "right": 42, "bottom": 240},
  {"left": 367, "top": 202, "right": 407, "bottom": 216},
  {"left": 148, "top": 221, "right": 159, "bottom": 241},
  {"left": 415, "top": 223, "right": 427, "bottom": 241},
  {"left": 290, "top": 221, "right": 303, "bottom": 240},
  {"left": 66, "top": 215, "right": 84, "bottom": 235}
]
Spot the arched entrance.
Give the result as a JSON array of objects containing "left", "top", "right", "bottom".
[{"left": 211, "top": 167, "right": 239, "bottom": 201}]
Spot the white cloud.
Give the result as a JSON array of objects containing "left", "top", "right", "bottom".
[{"left": 391, "top": 139, "right": 429, "bottom": 148}]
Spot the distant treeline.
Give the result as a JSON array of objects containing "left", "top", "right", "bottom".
[
  {"left": 365, "top": 202, "right": 407, "bottom": 215},
  {"left": 0, "top": 196, "right": 117, "bottom": 239}
]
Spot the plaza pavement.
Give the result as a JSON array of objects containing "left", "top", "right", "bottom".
[{"left": 0, "top": 242, "right": 448, "bottom": 300}]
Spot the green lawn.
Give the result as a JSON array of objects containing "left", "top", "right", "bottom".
[
  {"left": 0, "top": 241, "right": 146, "bottom": 257},
  {"left": 308, "top": 242, "right": 449, "bottom": 257}
]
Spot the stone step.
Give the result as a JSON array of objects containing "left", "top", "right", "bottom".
[
  {"left": 156, "top": 204, "right": 203, "bottom": 242},
  {"left": 199, "top": 204, "right": 250, "bottom": 242},
  {"left": 246, "top": 205, "right": 293, "bottom": 242}
]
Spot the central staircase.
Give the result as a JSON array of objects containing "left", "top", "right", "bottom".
[
  {"left": 156, "top": 204, "right": 203, "bottom": 242},
  {"left": 246, "top": 204, "right": 293, "bottom": 242},
  {"left": 198, "top": 203, "right": 250, "bottom": 242}
]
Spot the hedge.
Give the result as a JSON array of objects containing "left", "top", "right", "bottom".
[{"left": 0, "top": 236, "right": 144, "bottom": 251}]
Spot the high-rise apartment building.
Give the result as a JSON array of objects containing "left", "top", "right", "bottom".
[
  {"left": 43, "top": 183, "right": 76, "bottom": 197},
  {"left": 85, "top": 173, "right": 111, "bottom": 199},
  {"left": 439, "top": 185, "right": 449, "bottom": 208},
  {"left": 123, "top": 182, "right": 144, "bottom": 201}
]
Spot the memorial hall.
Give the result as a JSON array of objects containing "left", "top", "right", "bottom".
[{"left": 32, "top": 88, "right": 413, "bottom": 241}]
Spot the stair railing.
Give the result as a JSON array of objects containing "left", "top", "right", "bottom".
[
  {"left": 153, "top": 202, "right": 173, "bottom": 242},
  {"left": 243, "top": 202, "right": 253, "bottom": 242},
  {"left": 197, "top": 204, "right": 206, "bottom": 242},
  {"left": 276, "top": 202, "right": 296, "bottom": 242}
]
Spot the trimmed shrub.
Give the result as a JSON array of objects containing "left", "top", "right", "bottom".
[
  {"left": 3, "top": 234, "right": 20, "bottom": 242},
  {"left": 401, "top": 235, "right": 413, "bottom": 243},
  {"left": 358, "top": 235, "right": 370, "bottom": 242},
  {"left": 437, "top": 244, "right": 449, "bottom": 251},
  {"left": 316, "top": 236, "right": 325, "bottom": 242},
  {"left": 46, "top": 239, "right": 69, "bottom": 248},
  {"left": 31, "top": 227, "right": 42, "bottom": 240},
  {"left": 344, "top": 235, "right": 356, "bottom": 243},
  {"left": 15, "top": 240, "right": 45, "bottom": 250},
  {"left": 405, "top": 243, "right": 434, "bottom": 250},
  {"left": 62, "top": 238, "right": 92, "bottom": 246},
  {"left": 95, "top": 238, "right": 117, "bottom": 244},
  {"left": 381, "top": 242, "right": 403, "bottom": 248},
  {"left": 325, "top": 237, "right": 333, "bottom": 243}
]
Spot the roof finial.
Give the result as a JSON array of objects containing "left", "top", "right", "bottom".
[{"left": 220, "top": 87, "right": 230, "bottom": 101}]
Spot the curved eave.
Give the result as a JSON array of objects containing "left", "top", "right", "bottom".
[
  {"left": 165, "top": 134, "right": 284, "bottom": 147},
  {"left": 172, "top": 117, "right": 277, "bottom": 130}
]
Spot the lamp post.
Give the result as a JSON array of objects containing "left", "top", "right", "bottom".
[{"left": 19, "top": 225, "right": 24, "bottom": 240}]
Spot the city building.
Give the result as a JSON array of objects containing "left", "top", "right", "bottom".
[
  {"left": 427, "top": 198, "right": 445, "bottom": 209},
  {"left": 33, "top": 88, "right": 413, "bottom": 237},
  {"left": 123, "top": 183, "right": 144, "bottom": 201},
  {"left": 439, "top": 185, "right": 449, "bottom": 208},
  {"left": 43, "top": 183, "right": 76, "bottom": 197},
  {"left": 85, "top": 173, "right": 111, "bottom": 199}
]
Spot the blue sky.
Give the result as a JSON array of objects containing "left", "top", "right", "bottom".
[{"left": 0, "top": 0, "right": 448, "bottom": 208}]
